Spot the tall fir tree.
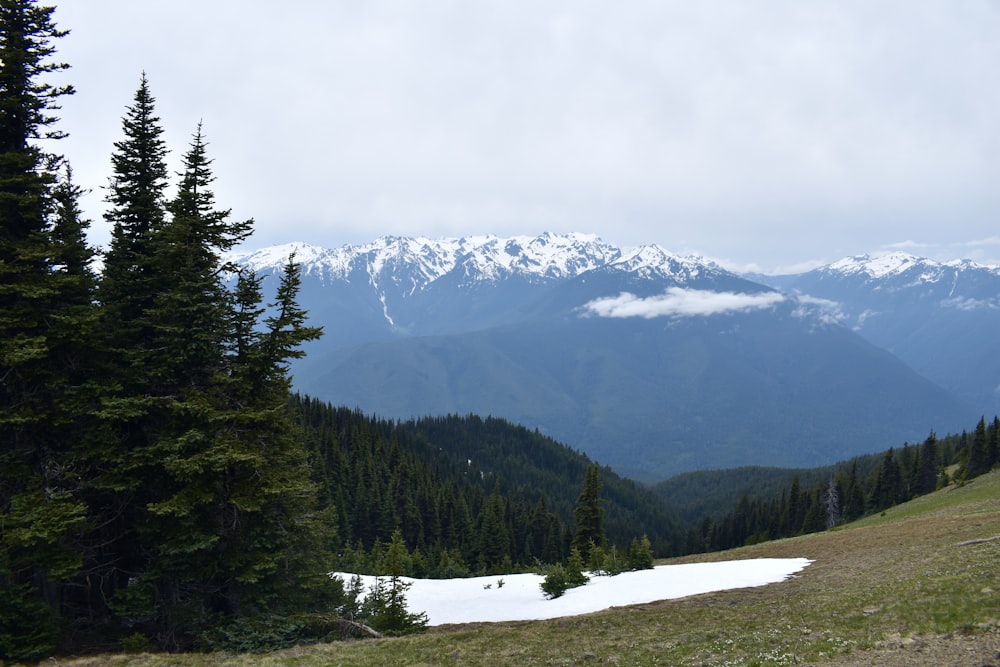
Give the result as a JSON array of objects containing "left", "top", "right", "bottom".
[
  {"left": 870, "top": 448, "right": 904, "bottom": 511},
  {"left": 571, "top": 464, "right": 606, "bottom": 562},
  {"left": 964, "top": 417, "right": 990, "bottom": 479},
  {"left": 477, "top": 482, "right": 511, "bottom": 571},
  {"left": 84, "top": 75, "right": 174, "bottom": 636},
  {"left": 915, "top": 432, "right": 939, "bottom": 495},
  {"left": 98, "top": 72, "right": 169, "bottom": 384}
]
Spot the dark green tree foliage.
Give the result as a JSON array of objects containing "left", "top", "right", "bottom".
[
  {"left": 365, "top": 530, "right": 427, "bottom": 635},
  {"left": 915, "top": 432, "right": 939, "bottom": 495},
  {"left": 98, "top": 73, "right": 169, "bottom": 372},
  {"left": 840, "top": 463, "right": 866, "bottom": 522},
  {"left": 689, "top": 419, "right": 996, "bottom": 555},
  {"left": 540, "top": 546, "right": 589, "bottom": 599},
  {"left": 964, "top": 417, "right": 992, "bottom": 479},
  {"left": 477, "top": 482, "right": 511, "bottom": 572},
  {"left": 572, "top": 464, "right": 606, "bottom": 562},
  {"left": 0, "top": 2, "right": 88, "bottom": 660},
  {"left": 627, "top": 535, "right": 654, "bottom": 571},
  {"left": 94, "top": 102, "right": 327, "bottom": 645},
  {"left": 0, "top": 23, "right": 332, "bottom": 650},
  {"left": 295, "top": 400, "right": 678, "bottom": 575},
  {"left": 869, "top": 448, "right": 904, "bottom": 511}
]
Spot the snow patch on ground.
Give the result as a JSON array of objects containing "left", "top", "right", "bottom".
[{"left": 332, "top": 557, "right": 811, "bottom": 626}]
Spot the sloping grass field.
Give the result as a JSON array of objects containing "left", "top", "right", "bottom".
[{"left": 39, "top": 471, "right": 1000, "bottom": 666}]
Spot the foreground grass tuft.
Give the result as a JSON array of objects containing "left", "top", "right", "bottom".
[{"left": 39, "top": 471, "right": 1000, "bottom": 666}]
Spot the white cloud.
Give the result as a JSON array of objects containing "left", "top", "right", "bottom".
[
  {"left": 791, "top": 295, "right": 845, "bottom": 324},
  {"left": 942, "top": 297, "right": 999, "bottom": 311},
  {"left": 581, "top": 287, "right": 786, "bottom": 319}
]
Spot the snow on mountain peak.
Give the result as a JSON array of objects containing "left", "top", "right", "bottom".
[
  {"left": 228, "top": 241, "right": 331, "bottom": 274},
  {"left": 232, "top": 233, "right": 639, "bottom": 288},
  {"left": 610, "top": 244, "right": 717, "bottom": 281},
  {"left": 827, "top": 252, "right": 925, "bottom": 279},
  {"left": 824, "top": 251, "right": 1000, "bottom": 283}
]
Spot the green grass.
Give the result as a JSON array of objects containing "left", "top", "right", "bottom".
[{"left": 40, "top": 471, "right": 1000, "bottom": 666}]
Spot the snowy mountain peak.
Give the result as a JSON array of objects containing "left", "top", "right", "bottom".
[
  {"left": 826, "top": 252, "right": 928, "bottom": 279},
  {"left": 823, "top": 252, "right": 999, "bottom": 284},
  {"left": 231, "top": 241, "right": 331, "bottom": 273},
  {"left": 610, "top": 244, "right": 719, "bottom": 282},
  {"left": 231, "top": 233, "right": 662, "bottom": 288}
]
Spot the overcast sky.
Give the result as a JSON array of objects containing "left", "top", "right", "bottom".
[{"left": 50, "top": 1, "right": 1000, "bottom": 273}]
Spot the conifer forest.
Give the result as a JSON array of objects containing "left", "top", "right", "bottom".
[{"left": 2, "top": 1, "right": 998, "bottom": 660}]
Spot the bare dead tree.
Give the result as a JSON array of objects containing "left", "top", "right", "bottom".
[{"left": 824, "top": 476, "right": 841, "bottom": 529}]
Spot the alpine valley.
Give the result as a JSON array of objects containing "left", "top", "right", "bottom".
[{"left": 231, "top": 233, "right": 997, "bottom": 482}]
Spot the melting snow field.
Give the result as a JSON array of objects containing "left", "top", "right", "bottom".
[{"left": 332, "top": 557, "right": 811, "bottom": 626}]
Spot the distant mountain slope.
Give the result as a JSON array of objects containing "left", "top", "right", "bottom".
[
  {"left": 757, "top": 252, "right": 1000, "bottom": 413},
  {"left": 233, "top": 235, "right": 978, "bottom": 482},
  {"left": 296, "top": 399, "right": 681, "bottom": 558},
  {"left": 297, "top": 301, "right": 969, "bottom": 481}
]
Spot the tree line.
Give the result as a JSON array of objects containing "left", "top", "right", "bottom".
[{"left": 689, "top": 418, "right": 999, "bottom": 553}]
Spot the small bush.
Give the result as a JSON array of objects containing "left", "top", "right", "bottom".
[
  {"left": 541, "top": 551, "right": 590, "bottom": 600},
  {"left": 120, "top": 632, "right": 150, "bottom": 654},
  {"left": 627, "top": 535, "right": 654, "bottom": 571},
  {"left": 540, "top": 563, "right": 571, "bottom": 599},
  {"left": 198, "top": 615, "right": 310, "bottom": 653}
]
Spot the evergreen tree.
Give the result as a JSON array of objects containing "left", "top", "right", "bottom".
[
  {"left": 572, "top": 464, "right": 606, "bottom": 562},
  {"left": 841, "top": 463, "right": 866, "bottom": 522},
  {"left": 146, "top": 123, "right": 251, "bottom": 390},
  {"left": 989, "top": 418, "right": 1000, "bottom": 471},
  {"left": 98, "top": 73, "right": 170, "bottom": 400},
  {"left": 780, "top": 477, "right": 802, "bottom": 535},
  {"left": 477, "top": 482, "right": 511, "bottom": 572},
  {"left": 87, "top": 79, "right": 173, "bottom": 622},
  {"left": 0, "top": 3, "right": 88, "bottom": 660},
  {"left": 870, "top": 448, "right": 903, "bottom": 511},
  {"left": 801, "top": 487, "right": 826, "bottom": 534},
  {"left": 93, "top": 82, "right": 328, "bottom": 646},
  {"left": 965, "top": 417, "right": 990, "bottom": 479},
  {"left": 627, "top": 534, "right": 654, "bottom": 571},
  {"left": 915, "top": 432, "right": 939, "bottom": 495},
  {"left": 367, "top": 529, "right": 427, "bottom": 635}
]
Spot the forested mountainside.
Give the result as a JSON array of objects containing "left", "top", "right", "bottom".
[
  {"left": 662, "top": 417, "right": 999, "bottom": 553},
  {"left": 293, "top": 394, "right": 1000, "bottom": 571},
  {"left": 294, "top": 396, "right": 684, "bottom": 569}
]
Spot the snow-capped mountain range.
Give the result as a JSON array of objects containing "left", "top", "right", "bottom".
[
  {"left": 230, "top": 233, "right": 997, "bottom": 481},
  {"left": 232, "top": 232, "right": 722, "bottom": 292},
  {"left": 823, "top": 251, "right": 999, "bottom": 283}
]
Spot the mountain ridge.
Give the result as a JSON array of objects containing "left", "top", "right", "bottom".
[
  {"left": 232, "top": 236, "right": 1000, "bottom": 283},
  {"left": 228, "top": 233, "right": 991, "bottom": 480}
]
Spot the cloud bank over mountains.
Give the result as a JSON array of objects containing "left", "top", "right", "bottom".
[{"left": 581, "top": 288, "right": 838, "bottom": 320}]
